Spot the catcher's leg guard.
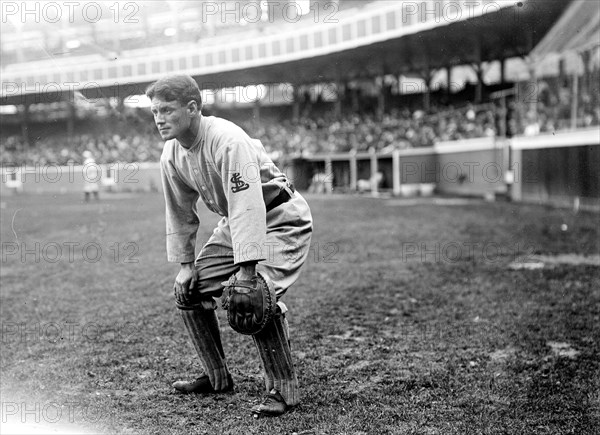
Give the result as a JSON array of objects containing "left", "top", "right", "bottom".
[
  {"left": 252, "top": 309, "right": 299, "bottom": 407},
  {"left": 178, "top": 302, "right": 232, "bottom": 392}
]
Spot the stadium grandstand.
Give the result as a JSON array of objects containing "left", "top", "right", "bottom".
[{"left": 1, "top": 0, "right": 598, "bottom": 208}]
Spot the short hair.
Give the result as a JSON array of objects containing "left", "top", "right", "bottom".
[{"left": 145, "top": 74, "right": 202, "bottom": 108}]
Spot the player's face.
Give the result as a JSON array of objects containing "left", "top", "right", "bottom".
[{"left": 150, "top": 98, "right": 194, "bottom": 141}]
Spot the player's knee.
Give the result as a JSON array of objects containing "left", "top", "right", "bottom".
[{"left": 175, "top": 294, "right": 217, "bottom": 311}]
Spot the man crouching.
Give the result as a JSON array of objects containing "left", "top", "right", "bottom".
[{"left": 146, "top": 74, "right": 313, "bottom": 417}]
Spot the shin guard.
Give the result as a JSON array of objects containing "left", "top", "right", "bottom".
[
  {"left": 178, "top": 306, "right": 231, "bottom": 391},
  {"left": 252, "top": 312, "right": 299, "bottom": 406}
]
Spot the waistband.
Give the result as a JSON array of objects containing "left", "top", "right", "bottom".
[{"left": 266, "top": 182, "right": 295, "bottom": 212}]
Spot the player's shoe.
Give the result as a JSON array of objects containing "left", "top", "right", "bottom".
[
  {"left": 251, "top": 389, "right": 290, "bottom": 417},
  {"left": 172, "top": 374, "right": 234, "bottom": 394}
]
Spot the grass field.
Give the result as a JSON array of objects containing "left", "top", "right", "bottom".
[{"left": 1, "top": 192, "right": 599, "bottom": 435}]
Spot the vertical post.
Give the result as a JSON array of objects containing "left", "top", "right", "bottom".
[
  {"left": 581, "top": 50, "right": 591, "bottom": 98},
  {"left": 20, "top": 104, "right": 30, "bottom": 148},
  {"left": 334, "top": 81, "right": 343, "bottom": 119},
  {"left": 475, "top": 63, "right": 483, "bottom": 104},
  {"left": 392, "top": 149, "right": 401, "bottom": 196},
  {"left": 570, "top": 71, "right": 579, "bottom": 130},
  {"left": 351, "top": 84, "right": 359, "bottom": 112},
  {"left": 527, "top": 60, "right": 538, "bottom": 120},
  {"left": 292, "top": 85, "right": 300, "bottom": 123},
  {"left": 253, "top": 101, "right": 261, "bottom": 126},
  {"left": 324, "top": 157, "right": 333, "bottom": 194},
  {"left": 474, "top": 38, "right": 483, "bottom": 104},
  {"left": 66, "top": 100, "right": 76, "bottom": 146},
  {"left": 422, "top": 69, "right": 432, "bottom": 112},
  {"left": 117, "top": 96, "right": 125, "bottom": 112},
  {"left": 446, "top": 65, "right": 452, "bottom": 99},
  {"left": 498, "top": 94, "right": 507, "bottom": 137},
  {"left": 376, "top": 76, "right": 385, "bottom": 121},
  {"left": 370, "top": 148, "right": 378, "bottom": 197},
  {"left": 349, "top": 153, "right": 357, "bottom": 191},
  {"left": 510, "top": 147, "right": 522, "bottom": 202}
]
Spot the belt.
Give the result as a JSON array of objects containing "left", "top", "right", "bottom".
[{"left": 266, "top": 183, "right": 295, "bottom": 212}]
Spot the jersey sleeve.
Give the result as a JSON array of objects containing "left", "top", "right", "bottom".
[
  {"left": 160, "top": 155, "right": 200, "bottom": 263},
  {"left": 217, "top": 141, "right": 267, "bottom": 265}
]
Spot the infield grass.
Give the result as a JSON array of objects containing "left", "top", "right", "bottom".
[{"left": 1, "top": 192, "right": 599, "bottom": 435}]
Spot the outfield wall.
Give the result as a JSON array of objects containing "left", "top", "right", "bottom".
[
  {"left": 296, "top": 127, "right": 600, "bottom": 207},
  {"left": 511, "top": 128, "right": 600, "bottom": 209},
  {"left": 0, "top": 162, "right": 162, "bottom": 197}
]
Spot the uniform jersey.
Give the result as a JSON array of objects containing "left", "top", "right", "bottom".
[
  {"left": 160, "top": 115, "right": 308, "bottom": 268},
  {"left": 83, "top": 157, "right": 100, "bottom": 193}
]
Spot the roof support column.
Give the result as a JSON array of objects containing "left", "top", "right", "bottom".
[
  {"left": 292, "top": 84, "right": 300, "bottom": 123},
  {"left": 473, "top": 63, "right": 483, "bottom": 104},
  {"left": 376, "top": 76, "right": 385, "bottom": 121},
  {"left": 67, "top": 99, "right": 76, "bottom": 146},
  {"left": 446, "top": 65, "right": 453, "bottom": 99},
  {"left": 253, "top": 101, "right": 261, "bottom": 126},
  {"left": 526, "top": 59, "right": 538, "bottom": 122},
  {"left": 581, "top": 50, "right": 591, "bottom": 101},
  {"left": 570, "top": 71, "right": 579, "bottom": 130},
  {"left": 351, "top": 83, "right": 360, "bottom": 113},
  {"left": 421, "top": 68, "right": 433, "bottom": 112},
  {"left": 472, "top": 38, "right": 483, "bottom": 104},
  {"left": 20, "top": 104, "right": 30, "bottom": 148},
  {"left": 334, "top": 80, "right": 344, "bottom": 120}
]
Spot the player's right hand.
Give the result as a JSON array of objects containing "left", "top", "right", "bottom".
[{"left": 174, "top": 263, "right": 198, "bottom": 305}]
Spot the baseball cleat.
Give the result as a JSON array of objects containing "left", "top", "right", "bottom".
[
  {"left": 251, "top": 389, "right": 289, "bottom": 417},
  {"left": 172, "top": 374, "right": 234, "bottom": 394}
]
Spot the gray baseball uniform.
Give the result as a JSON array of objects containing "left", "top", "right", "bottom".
[{"left": 160, "top": 115, "right": 313, "bottom": 298}]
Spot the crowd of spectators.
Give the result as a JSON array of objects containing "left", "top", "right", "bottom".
[
  {"left": 1, "top": 92, "right": 598, "bottom": 166},
  {"left": 0, "top": 131, "right": 163, "bottom": 166},
  {"left": 242, "top": 103, "right": 497, "bottom": 159},
  {"left": 522, "top": 88, "right": 600, "bottom": 135}
]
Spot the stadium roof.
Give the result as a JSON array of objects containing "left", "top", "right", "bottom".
[
  {"left": 229, "top": 0, "right": 570, "bottom": 84},
  {"left": 0, "top": 0, "right": 571, "bottom": 106},
  {"left": 531, "top": 0, "right": 600, "bottom": 58}
]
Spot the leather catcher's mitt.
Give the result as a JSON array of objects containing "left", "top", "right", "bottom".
[{"left": 221, "top": 272, "right": 277, "bottom": 335}]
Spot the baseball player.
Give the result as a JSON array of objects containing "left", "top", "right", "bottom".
[
  {"left": 82, "top": 150, "right": 100, "bottom": 201},
  {"left": 146, "top": 75, "right": 313, "bottom": 417}
]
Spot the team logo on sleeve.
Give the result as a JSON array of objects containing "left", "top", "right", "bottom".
[{"left": 230, "top": 173, "right": 250, "bottom": 193}]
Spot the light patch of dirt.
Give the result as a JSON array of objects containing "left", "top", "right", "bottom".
[
  {"left": 345, "top": 360, "right": 373, "bottom": 372},
  {"left": 547, "top": 341, "right": 581, "bottom": 359},
  {"left": 489, "top": 346, "right": 518, "bottom": 362},
  {"left": 534, "top": 254, "right": 600, "bottom": 266},
  {"left": 509, "top": 253, "right": 600, "bottom": 270}
]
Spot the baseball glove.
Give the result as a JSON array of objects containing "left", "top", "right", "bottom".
[{"left": 221, "top": 272, "right": 277, "bottom": 335}]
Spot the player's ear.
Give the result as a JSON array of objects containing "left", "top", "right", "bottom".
[{"left": 187, "top": 100, "right": 198, "bottom": 115}]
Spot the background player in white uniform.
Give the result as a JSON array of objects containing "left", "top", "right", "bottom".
[
  {"left": 82, "top": 150, "right": 100, "bottom": 201},
  {"left": 146, "top": 75, "right": 313, "bottom": 417}
]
